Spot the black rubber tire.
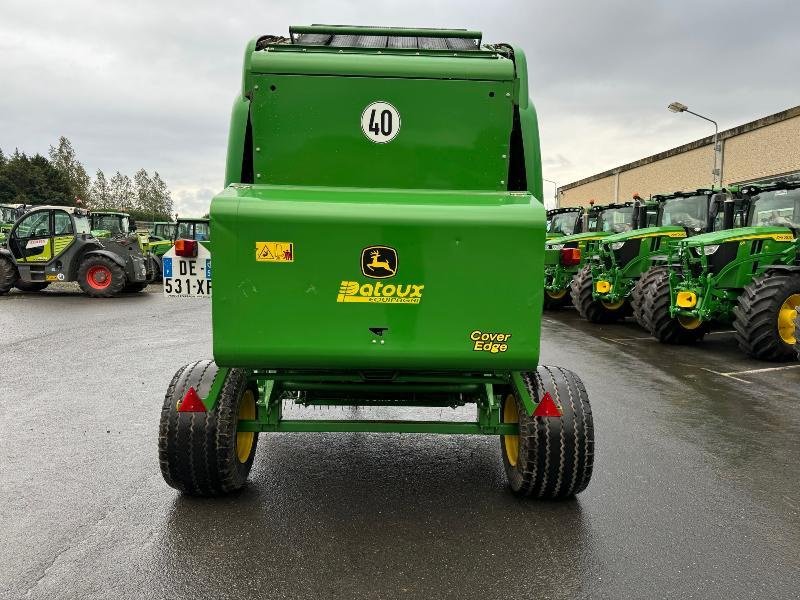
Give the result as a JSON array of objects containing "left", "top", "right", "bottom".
[
  {"left": 151, "top": 255, "right": 163, "bottom": 283},
  {"left": 0, "top": 255, "right": 20, "bottom": 295},
  {"left": 14, "top": 280, "right": 50, "bottom": 292},
  {"left": 570, "top": 264, "right": 626, "bottom": 323},
  {"left": 641, "top": 269, "right": 708, "bottom": 344},
  {"left": 795, "top": 313, "right": 800, "bottom": 360},
  {"left": 733, "top": 273, "right": 800, "bottom": 361},
  {"left": 159, "top": 360, "right": 259, "bottom": 496},
  {"left": 77, "top": 255, "right": 126, "bottom": 298},
  {"left": 500, "top": 366, "right": 594, "bottom": 499},
  {"left": 630, "top": 266, "right": 667, "bottom": 329},
  {"left": 543, "top": 288, "right": 571, "bottom": 310},
  {"left": 123, "top": 281, "right": 149, "bottom": 293}
]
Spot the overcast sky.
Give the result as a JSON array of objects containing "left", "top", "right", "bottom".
[{"left": 1, "top": 0, "right": 798, "bottom": 214}]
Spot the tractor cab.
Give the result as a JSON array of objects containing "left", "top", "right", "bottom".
[
  {"left": 176, "top": 218, "right": 210, "bottom": 243},
  {"left": 90, "top": 211, "right": 136, "bottom": 239},
  {"left": 745, "top": 182, "right": 800, "bottom": 232},
  {"left": 546, "top": 207, "right": 583, "bottom": 240},
  {"left": 653, "top": 188, "right": 740, "bottom": 235},
  {"left": 150, "top": 221, "right": 177, "bottom": 242}
]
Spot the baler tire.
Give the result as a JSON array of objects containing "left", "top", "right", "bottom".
[
  {"left": 500, "top": 367, "right": 594, "bottom": 499},
  {"left": 0, "top": 255, "right": 19, "bottom": 295},
  {"left": 158, "top": 360, "right": 259, "bottom": 496},
  {"left": 14, "top": 280, "right": 50, "bottom": 292},
  {"left": 641, "top": 270, "right": 708, "bottom": 344},
  {"left": 570, "top": 265, "right": 625, "bottom": 324},
  {"left": 630, "top": 266, "right": 667, "bottom": 329},
  {"left": 77, "top": 255, "right": 126, "bottom": 297},
  {"left": 733, "top": 273, "right": 800, "bottom": 361},
  {"left": 543, "top": 288, "right": 571, "bottom": 310}
]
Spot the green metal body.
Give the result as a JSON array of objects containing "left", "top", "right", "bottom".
[
  {"left": 592, "top": 190, "right": 724, "bottom": 305},
  {"left": 544, "top": 202, "right": 641, "bottom": 299},
  {"left": 670, "top": 184, "right": 800, "bottom": 324},
  {"left": 208, "top": 25, "right": 550, "bottom": 434}
]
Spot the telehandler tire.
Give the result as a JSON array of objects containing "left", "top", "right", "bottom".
[
  {"left": 159, "top": 360, "right": 259, "bottom": 496},
  {"left": 733, "top": 273, "right": 800, "bottom": 361},
  {"left": 77, "top": 255, "right": 126, "bottom": 297},
  {"left": 571, "top": 265, "right": 626, "bottom": 323},
  {"left": 500, "top": 366, "right": 594, "bottom": 499},
  {"left": 630, "top": 266, "right": 667, "bottom": 329},
  {"left": 0, "top": 255, "right": 19, "bottom": 295},
  {"left": 14, "top": 280, "right": 50, "bottom": 292},
  {"left": 641, "top": 270, "right": 708, "bottom": 344}
]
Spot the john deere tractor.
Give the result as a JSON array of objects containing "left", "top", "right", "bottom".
[
  {"left": 158, "top": 25, "right": 594, "bottom": 500},
  {"left": 641, "top": 181, "right": 799, "bottom": 359},
  {"left": 546, "top": 206, "right": 584, "bottom": 241},
  {"left": 148, "top": 221, "right": 177, "bottom": 241},
  {"left": 573, "top": 188, "right": 736, "bottom": 324},
  {"left": 147, "top": 217, "right": 210, "bottom": 258},
  {"left": 544, "top": 201, "right": 650, "bottom": 309},
  {"left": 0, "top": 203, "right": 24, "bottom": 245},
  {"left": 0, "top": 206, "right": 151, "bottom": 296}
]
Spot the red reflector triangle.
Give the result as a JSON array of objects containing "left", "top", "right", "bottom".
[
  {"left": 178, "top": 386, "right": 206, "bottom": 412},
  {"left": 533, "top": 391, "right": 562, "bottom": 417}
]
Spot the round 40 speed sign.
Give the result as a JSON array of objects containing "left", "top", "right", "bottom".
[{"left": 361, "top": 101, "right": 401, "bottom": 143}]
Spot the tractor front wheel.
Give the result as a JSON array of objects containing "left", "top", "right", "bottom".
[
  {"left": 14, "top": 280, "right": 50, "bottom": 292},
  {"left": 500, "top": 367, "right": 594, "bottom": 499},
  {"left": 158, "top": 360, "right": 259, "bottom": 496},
  {"left": 571, "top": 265, "right": 626, "bottom": 323},
  {"left": 0, "top": 255, "right": 20, "bottom": 295},
  {"left": 630, "top": 266, "right": 667, "bottom": 329},
  {"left": 733, "top": 273, "right": 800, "bottom": 361},
  {"left": 77, "top": 256, "right": 126, "bottom": 297},
  {"left": 543, "top": 288, "right": 571, "bottom": 310},
  {"left": 641, "top": 269, "right": 708, "bottom": 344}
]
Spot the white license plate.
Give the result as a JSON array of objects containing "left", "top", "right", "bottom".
[{"left": 162, "top": 245, "right": 211, "bottom": 298}]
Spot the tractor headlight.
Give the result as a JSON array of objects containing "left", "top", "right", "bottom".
[
  {"left": 701, "top": 245, "right": 720, "bottom": 255},
  {"left": 611, "top": 241, "right": 625, "bottom": 250}
]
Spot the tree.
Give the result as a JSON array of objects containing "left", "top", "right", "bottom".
[
  {"left": 0, "top": 149, "right": 71, "bottom": 205},
  {"left": 48, "top": 136, "right": 90, "bottom": 204},
  {"left": 109, "top": 171, "right": 135, "bottom": 211},
  {"left": 150, "top": 171, "right": 173, "bottom": 219},
  {"left": 90, "top": 170, "right": 112, "bottom": 209},
  {"left": 133, "top": 168, "right": 153, "bottom": 215}
]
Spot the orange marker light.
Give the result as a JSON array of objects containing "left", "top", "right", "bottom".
[{"left": 175, "top": 239, "right": 198, "bottom": 258}]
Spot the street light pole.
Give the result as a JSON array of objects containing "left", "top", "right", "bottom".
[
  {"left": 668, "top": 102, "right": 721, "bottom": 188},
  {"left": 543, "top": 178, "right": 559, "bottom": 209}
]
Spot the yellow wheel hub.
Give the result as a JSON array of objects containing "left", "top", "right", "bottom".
[
  {"left": 777, "top": 293, "right": 800, "bottom": 345},
  {"left": 678, "top": 315, "right": 703, "bottom": 330},
  {"left": 601, "top": 300, "right": 625, "bottom": 310},
  {"left": 502, "top": 395, "right": 520, "bottom": 467},
  {"left": 236, "top": 389, "right": 256, "bottom": 463},
  {"left": 546, "top": 289, "right": 567, "bottom": 300}
]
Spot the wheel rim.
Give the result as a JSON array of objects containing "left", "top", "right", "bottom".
[
  {"left": 86, "top": 265, "right": 112, "bottom": 290},
  {"left": 546, "top": 289, "right": 567, "bottom": 300},
  {"left": 601, "top": 300, "right": 625, "bottom": 310},
  {"left": 777, "top": 293, "right": 800, "bottom": 344},
  {"left": 678, "top": 316, "right": 703, "bottom": 330},
  {"left": 502, "top": 395, "right": 519, "bottom": 467},
  {"left": 236, "top": 389, "right": 256, "bottom": 463}
]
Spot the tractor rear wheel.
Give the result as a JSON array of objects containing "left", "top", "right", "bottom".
[
  {"left": 159, "top": 360, "right": 259, "bottom": 496},
  {"left": 570, "top": 265, "right": 626, "bottom": 323},
  {"left": 641, "top": 269, "right": 708, "bottom": 344},
  {"left": 630, "top": 266, "right": 667, "bottom": 329},
  {"left": 0, "top": 255, "right": 20, "bottom": 295},
  {"left": 733, "top": 273, "right": 800, "bottom": 361},
  {"left": 543, "top": 288, "right": 571, "bottom": 310},
  {"left": 500, "top": 366, "right": 594, "bottom": 499},
  {"left": 14, "top": 280, "right": 50, "bottom": 292},
  {"left": 77, "top": 255, "right": 126, "bottom": 297}
]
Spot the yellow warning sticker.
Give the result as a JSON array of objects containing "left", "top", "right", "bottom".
[{"left": 256, "top": 241, "right": 294, "bottom": 262}]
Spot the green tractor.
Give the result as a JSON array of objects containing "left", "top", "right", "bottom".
[
  {"left": 641, "top": 181, "right": 799, "bottom": 359},
  {"left": 148, "top": 221, "right": 177, "bottom": 241},
  {"left": 89, "top": 210, "right": 135, "bottom": 239},
  {"left": 147, "top": 217, "right": 210, "bottom": 258},
  {"left": 544, "top": 200, "right": 650, "bottom": 309},
  {"left": 0, "top": 205, "right": 152, "bottom": 296},
  {"left": 573, "top": 188, "right": 737, "bottom": 324},
  {"left": 0, "top": 203, "right": 25, "bottom": 245},
  {"left": 546, "top": 206, "right": 584, "bottom": 241},
  {"left": 158, "top": 25, "right": 594, "bottom": 499}
]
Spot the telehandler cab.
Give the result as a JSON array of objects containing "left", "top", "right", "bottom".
[
  {"left": 158, "top": 25, "right": 594, "bottom": 499},
  {"left": 0, "top": 206, "right": 151, "bottom": 296}
]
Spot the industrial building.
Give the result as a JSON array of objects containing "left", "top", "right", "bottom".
[{"left": 558, "top": 105, "right": 800, "bottom": 207}]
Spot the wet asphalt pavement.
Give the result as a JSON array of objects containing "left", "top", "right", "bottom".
[{"left": 1, "top": 285, "right": 799, "bottom": 600}]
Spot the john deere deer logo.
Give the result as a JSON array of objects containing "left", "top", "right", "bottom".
[{"left": 361, "top": 246, "right": 398, "bottom": 279}]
